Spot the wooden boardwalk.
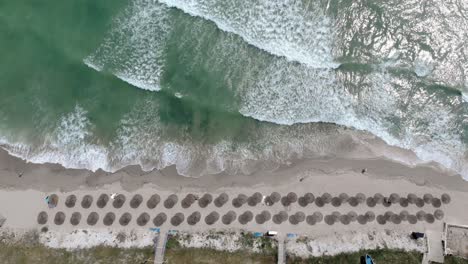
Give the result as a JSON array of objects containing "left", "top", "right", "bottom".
[{"left": 154, "top": 231, "right": 168, "bottom": 264}]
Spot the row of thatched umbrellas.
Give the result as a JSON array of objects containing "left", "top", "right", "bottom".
[
  {"left": 38, "top": 209, "right": 444, "bottom": 226},
  {"left": 56, "top": 192, "right": 451, "bottom": 209}
]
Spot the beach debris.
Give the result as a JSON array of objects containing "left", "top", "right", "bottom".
[
  {"left": 97, "top": 194, "right": 109, "bottom": 208},
  {"left": 205, "top": 211, "right": 220, "bottom": 225},
  {"left": 153, "top": 213, "right": 167, "bottom": 226},
  {"left": 164, "top": 194, "right": 178, "bottom": 209},
  {"left": 110, "top": 193, "right": 117, "bottom": 200},
  {"left": 238, "top": 211, "right": 254, "bottom": 224},
  {"left": 255, "top": 210, "right": 271, "bottom": 224},
  {"left": 137, "top": 213, "right": 150, "bottom": 226},
  {"left": 187, "top": 211, "right": 201, "bottom": 225},
  {"left": 171, "top": 213, "right": 184, "bottom": 226},
  {"left": 65, "top": 195, "right": 77, "bottom": 208},
  {"left": 214, "top": 193, "right": 229, "bottom": 207},
  {"left": 87, "top": 212, "right": 99, "bottom": 226},
  {"left": 181, "top": 194, "right": 197, "bottom": 209},
  {"left": 434, "top": 209, "right": 444, "bottom": 220},
  {"left": 130, "top": 194, "right": 143, "bottom": 209},
  {"left": 198, "top": 193, "right": 213, "bottom": 208},
  {"left": 119, "top": 213, "right": 132, "bottom": 226},
  {"left": 431, "top": 198, "right": 442, "bottom": 208},
  {"left": 361, "top": 168, "right": 367, "bottom": 174},
  {"left": 70, "top": 212, "right": 81, "bottom": 226},
  {"left": 103, "top": 212, "right": 116, "bottom": 226},
  {"left": 441, "top": 193, "right": 451, "bottom": 204},
  {"left": 146, "top": 194, "right": 160, "bottom": 209},
  {"left": 222, "top": 211, "right": 237, "bottom": 225},
  {"left": 54, "top": 212, "right": 65, "bottom": 225},
  {"left": 273, "top": 211, "right": 288, "bottom": 224},
  {"left": 37, "top": 211, "right": 48, "bottom": 225},
  {"left": 247, "top": 192, "right": 263, "bottom": 206}
]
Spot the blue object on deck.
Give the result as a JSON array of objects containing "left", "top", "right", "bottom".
[
  {"left": 253, "top": 232, "right": 263, "bottom": 237},
  {"left": 366, "top": 254, "right": 375, "bottom": 264},
  {"left": 149, "top": 228, "right": 160, "bottom": 233},
  {"left": 287, "top": 233, "right": 297, "bottom": 238}
]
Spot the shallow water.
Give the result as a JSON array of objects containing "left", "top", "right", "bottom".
[{"left": 0, "top": 0, "right": 467, "bottom": 178}]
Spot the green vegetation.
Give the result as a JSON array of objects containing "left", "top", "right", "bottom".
[
  {"left": 444, "top": 256, "right": 468, "bottom": 264},
  {"left": 165, "top": 247, "right": 276, "bottom": 264}
]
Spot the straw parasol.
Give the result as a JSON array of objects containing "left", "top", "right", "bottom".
[
  {"left": 389, "top": 193, "right": 400, "bottom": 204},
  {"left": 356, "top": 193, "right": 366, "bottom": 204},
  {"left": 408, "top": 215, "right": 417, "bottom": 224},
  {"left": 295, "top": 212, "right": 306, "bottom": 223},
  {"left": 324, "top": 215, "right": 336, "bottom": 225},
  {"left": 374, "top": 193, "right": 384, "bottom": 204},
  {"left": 273, "top": 211, "right": 288, "bottom": 224},
  {"left": 382, "top": 198, "right": 392, "bottom": 207},
  {"left": 97, "top": 194, "right": 109, "bottom": 208},
  {"left": 137, "top": 213, "right": 150, "bottom": 226},
  {"left": 315, "top": 197, "right": 325, "bottom": 207},
  {"left": 298, "top": 197, "right": 308, "bottom": 207},
  {"left": 238, "top": 211, "right": 254, "bottom": 225},
  {"left": 103, "top": 212, "right": 115, "bottom": 226},
  {"left": 198, "top": 193, "right": 213, "bottom": 208},
  {"left": 399, "top": 198, "right": 409, "bottom": 207},
  {"left": 54, "top": 212, "right": 65, "bottom": 225},
  {"left": 348, "top": 211, "right": 358, "bottom": 222},
  {"left": 348, "top": 197, "right": 359, "bottom": 207},
  {"left": 214, "top": 193, "right": 229, "bottom": 208},
  {"left": 357, "top": 215, "right": 367, "bottom": 225},
  {"left": 399, "top": 210, "right": 409, "bottom": 221},
  {"left": 187, "top": 211, "right": 201, "bottom": 226},
  {"left": 181, "top": 194, "right": 197, "bottom": 209},
  {"left": 306, "top": 215, "right": 316, "bottom": 225},
  {"left": 366, "top": 197, "right": 376, "bottom": 207},
  {"left": 384, "top": 211, "right": 394, "bottom": 221},
  {"left": 222, "top": 211, "right": 237, "bottom": 225},
  {"left": 423, "top": 194, "right": 433, "bottom": 204},
  {"left": 112, "top": 194, "right": 126, "bottom": 209},
  {"left": 331, "top": 197, "right": 342, "bottom": 207},
  {"left": 65, "top": 195, "right": 77, "bottom": 208},
  {"left": 153, "top": 213, "right": 167, "bottom": 226},
  {"left": 248, "top": 192, "right": 263, "bottom": 206},
  {"left": 37, "top": 211, "right": 48, "bottom": 225},
  {"left": 390, "top": 214, "right": 402, "bottom": 224},
  {"left": 304, "top": 193, "right": 315, "bottom": 204},
  {"left": 270, "top": 192, "right": 281, "bottom": 203},
  {"left": 313, "top": 212, "right": 323, "bottom": 223},
  {"left": 441, "top": 193, "right": 451, "bottom": 204},
  {"left": 255, "top": 210, "right": 271, "bottom": 224},
  {"left": 233, "top": 197, "right": 247, "bottom": 208},
  {"left": 339, "top": 214, "right": 351, "bottom": 225},
  {"left": 205, "top": 211, "right": 220, "bottom": 225},
  {"left": 365, "top": 211, "right": 375, "bottom": 222},
  {"left": 87, "top": 212, "right": 99, "bottom": 226},
  {"left": 130, "top": 194, "right": 143, "bottom": 209},
  {"left": 416, "top": 211, "right": 426, "bottom": 221},
  {"left": 434, "top": 210, "right": 444, "bottom": 220},
  {"left": 164, "top": 194, "right": 178, "bottom": 209},
  {"left": 70, "top": 212, "right": 81, "bottom": 226},
  {"left": 415, "top": 198, "right": 424, "bottom": 208},
  {"left": 376, "top": 215, "right": 386, "bottom": 225},
  {"left": 119, "top": 213, "right": 132, "bottom": 226},
  {"left": 170, "top": 213, "right": 185, "bottom": 226},
  {"left": 339, "top": 193, "right": 349, "bottom": 202},
  {"left": 147, "top": 194, "right": 161, "bottom": 209},
  {"left": 407, "top": 193, "right": 418, "bottom": 204},
  {"left": 48, "top": 194, "right": 59, "bottom": 208},
  {"left": 431, "top": 198, "right": 442, "bottom": 208},
  {"left": 81, "top": 195, "right": 93, "bottom": 209},
  {"left": 321, "top": 193, "right": 332, "bottom": 204},
  {"left": 425, "top": 214, "right": 435, "bottom": 224}
]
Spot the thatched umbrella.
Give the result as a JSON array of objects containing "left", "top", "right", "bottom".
[
  {"left": 339, "top": 214, "right": 351, "bottom": 225},
  {"left": 324, "top": 215, "right": 336, "bottom": 225},
  {"left": 153, "top": 213, "right": 167, "bottom": 226},
  {"left": 232, "top": 195, "right": 248, "bottom": 208},
  {"left": 181, "top": 194, "right": 197, "bottom": 209},
  {"left": 331, "top": 197, "right": 342, "bottom": 207},
  {"left": 147, "top": 194, "right": 161, "bottom": 209},
  {"left": 112, "top": 194, "right": 126, "bottom": 209},
  {"left": 273, "top": 211, "right": 288, "bottom": 224},
  {"left": 103, "top": 212, "right": 116, "bottom": 226},
  {"left": 339, "top": 193, "right": 349, "bottom": 202},
  {"left": 70, "top": 212, "right": 81, "bottom": 226},
  {"left": 399, "top": 198, "right": 409, "bottom": 207},
  {"left": 65, "top": 195, "right": 77, "bottom": 208},
  {"left": 431, "top": 198, "right": 442, "bottom": 208},
  {"left": 48, "top": 194, "right": 59, "bottom": 208},
  {"left": 298, "top": 197, "right": 308, "bottom": 207},
  {"left": 441, "top": 193, "right": 451, "bottom": 204},
  {"left": 356, "top": 193, "right": 366, "bottom": 204},
  {"left": 306, "top": 215, "right": 316, "bottom": 225},
  {"left": 348, "top": 211, "right": 358, "bottom": 222},
  {"left": 416, "top": 211, "right": 426, "bottom": 221},
  {"left": 425, "top": 214, "right": 435, "bottom": 224},
  {"left": 222, "top": 211, "right": 237, "bottom": 225},
  {"left": 54, "top": 212, "right": 65, "bottom": 225},
  {"left": 137, "top": 213, "right": 150, "bottom": 226},
  {"left": 366, "top": 197, "right": 376, "bottom": 207},
  {"left": 408, "top": 215, "right": 417, "bottom": 224},
  {"left": 315, "top": 197, "right": 325, "bottom": 207},
  {"left": 170, "top": 213, "right": 184, "bottom": 226},
  {"left": 376, "top": 215, "right": 386, "bottom": 225},
  {"left": 270, "top": 192, "right": 281, "bottom": 203},
  {"left": 332, "top": 211, "right": 341, "bottom": 219},
  {"left": 187, "top": 211, "right": 201, "bottom": 225},
  {"left": 282, "top": 192, "right": 298, "bottom": 206},
  {"left": 87, "top": 212, "right": 99, "bottom": 226},
  {"left": 365, "top": 211, "right": 375, "bottom": 222},
  {"left": 434, "top": 210, "right": 444, "bottom": 220},
  {"left": 295, "top": 212, "right": 306, "bottom": 223},
  {"left": 238, "top": 211, "right": 254, "bottom": 225},
  {"left": 399, "top": 210, "right": 409, "bottom": 221},
  {"left": 357, "top": 215, "right": 367, "bottom": 225},
  {"left": 164, "top": 194, "right": 178, "bottom": 209},
  {"left": 348, "top": 197, "right": 359, "bottom": 207},
  {"left": 423, "top": 194, "right": 433, "bottom": 204},
  {"left": 247, "top": 192, "right": 263, "bottom": 206},
  {"left": 214, "top": 193, "right": 229, "bottom": 208},
  {"left": 130, "top": 194, "right": 143, "bottom": 209},
  {"left": 304, "top": 193, "right": 315, "bottom": 204},
  {"left": 389, "top": 193, "right": 400, "bottom": 204},
  {"left": 382, "top": 198, "right": 391, "bottom": 207},
  {"left": 415, "top": 198, "right": 425, "bottom": 208},
  {"left": 384, "top": 211, "right": 394, "bottom": 221},
  {"left": 81, "top": 195, "right": 93, "bottom": 209},
  {"left": 255, "top": 210, "right": 271, "bottom": 224},
  {"left": 37, "top": 211, "right": 48, "bottom": 225},
  {"left": 205, "top": 211, "right": 220, "bottom": 225},
  {"left": 321, "top": 193, "right": 332, "bottom": 204},
  {"left": 374, "top": 193, "right": 384, "bottom": 204},
  {"left": 97, "top": 194, "right": 109, "bottom": 208},
  {"left": 313, "top": 212, "right": 323, "bottom": 223},
  {"left": 390, "top": 214, "right": 402, "bottom": 224},
  {"left": 198, "top": 193, "right": 213, "bottom": 208},
  {"left": 119, "top": 213, "right": 132, "bottom": 226},
  {"left": 407, "top": 193, "right": 418, "bottom": 204}
]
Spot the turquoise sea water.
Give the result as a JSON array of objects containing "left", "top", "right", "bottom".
[{"left": 0, "top": 0, "right": 467, "bottom": 177}]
